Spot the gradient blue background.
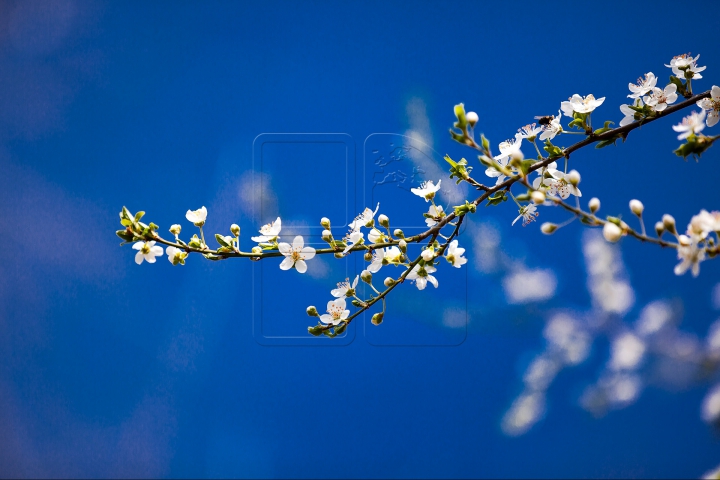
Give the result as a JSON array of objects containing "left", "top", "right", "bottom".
[{"left": 1, "top": 1, "right": 719, "bottom": 477}]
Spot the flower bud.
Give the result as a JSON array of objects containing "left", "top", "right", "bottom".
[
  {"left": 251, "top": 246, "right": 262, "bottom": 254},
  {"left": 398, "top": 239, "right": 407, "bottom": 253},
  {"left": 334, "top": 252, "right": 344, "bottom": 259},
  {"left": 510, "top": 149, "right": 524, "bottom": 164},
  {"left": 322, "top": 229, "right": 332, "bottom": 241},
  {"left": 662, "top": 214, "right": 676, "bottom": 234},
  {"left": 629, "top": 199, "right": 644, "bottom": 217},
  {"left": 384, "top": 277, "right": 395, "bottom": 287},
  {"left": 360, "top": 270, "right": 372, "bottom": 284},
  {"left": 320, "top": 217, "right": 331, "bottom": 228},
  {"left": 466, "top": 111, "right": 479, "bottom": 127},
  {"left": 378, "top": 214, "right": 389, "bottom": 228},
  {"left": 371, "top": 312, "right": 384, "bottom": 325},
  {"left": 364, "top": 251, "right": 373, "bottom": 261},
  {"left": 169, "top": 224, "right": 182, "bottom": 235},
  {"left": 655, "top": 221, "right": 665, "bottom": 237},
  {"left": 230, "top": 224, "right": 241, "bottom": 236},
  {"left": 541, "top": 222, "right": 557, "bottom": 234},
  {"left": 588, "top": 197, "right": 600, "bottom": 213},
  {"left": 567, "top": 169, "right": 581, "bottom": 186},
  {"left": 603, "top": 222, "right": 623, "bottom": 243},
  {"left": 531, "top": 191, "right": 546, "bottom": 205},
  {"left": 678, "top": 234, "right": 691, "bottom": 247},
  {"left": 421, "top": 249, "right": 434, "bottom": 261},
  {"left": 394, "top": 228, "right": 404, "bottom": 238},
  {"left": 306, "top": 306, "right": 319, "bottom": 317}
]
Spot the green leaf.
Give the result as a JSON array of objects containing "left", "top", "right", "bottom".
[
  {"left": 334, "top": 323, "right": 348, "bottom": 335},
  {"left": 134, "top": 211, "right": 145, "bottom": 221},
  {"left": 215, "top": 234, "right": 231, "bottom": 248},
  {"left": 308, "top": 325, "right": 323, "bottom": 337},
  {"left": 116, "top": 230, "right": 134, "bottom": 242},
  {"left": 120, "top": 218, "right": 132, "bottom": 227},
  {"left": 593, "top": 120, "right": 615, "bottom": 135},
  {"left": 542, "top": 139, "right": 563, "bottom": 157}
]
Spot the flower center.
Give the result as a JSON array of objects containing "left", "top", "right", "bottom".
[
  {"left": 291, "top": 249, "right": 302, "bottom": 261},
  {"left": 141, "top": 243, "right": 151, "bottom": 254}
]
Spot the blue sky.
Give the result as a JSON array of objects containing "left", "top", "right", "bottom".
[{"left": 1, "top": 1, "right": 719, "bottom": 478}]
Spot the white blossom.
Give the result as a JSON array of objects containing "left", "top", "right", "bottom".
[
  {"left": 185, "top": 206, "right": 207, "bottom": 226},
  {"left": 132, "top": 241, "right": 164, "bottom": 265},
  {"left": 331, "top": 275, "right": 359, "bottom": 298},
  {"left": 495, "top": 134, "right": 523, "bottom": 162},
  {"left": 619, "top": 103, "right": 639, "bottom": 127},
  {"left": 251, "top": 217, "right": 282, "bottom": 243},
  {"left": 539, "top": 111, "right": 563, "bottom": 141},
  {"left": 534, "top": 167, "right": 582, "bottom": 199},
  {"left": 672, "top": 110, "right": 706, "bottom": 140},
  {"left": 349, "top": 203, "right": 380, "bottom": 231},
  {"left": 367, "top": 246, "right": 402, "bottom": 273},
  {"left": 367, "top": 227, "right": 388, "bottom": 244},
  {"left": 406, "top": 264, "right": 438, "bottom": 290},
  {"left": 674, "top": 237, "right": 705, "bottom": 277},
  {"left": 627, "top": 72, "right": 657, "bottom": 99},
  {"left": 319, "top": 298, "right": 350, "bottom": 325},
  {"left": 278, "top": 235, "right": 316, "bottom": 273},
  {"left": 517, "top": 123, "right": 542, "bottom": 141},
  {"left": 665, "top": 53, "right": 706, "bottom": 79},
  {"left": 485, "top": 155, "right": 511, "bottom": 186},
  {"left": 166, "top": 246, "right": 187, "bottom": 265},
  {"left": 425, "top": 204, "right": 446, "bottom": 227},
  {"left": 421, "top": 249, "right": 435, "bottom": 262},
  {"left": 643, "top": 84, "right": 678, "bottom": 112},
  {"left": 343, "top": 230, "right": 364, "bottom": 254},
  {"left": 445, "top": 240, "right": 467, "bottom": 268},
  {"left": 512, "top": 204, "right": 539, "bottom": 227},
  {"left": 411, "top": 180, "right": 442, "bottom": 202},
  {"left": 696, "top": 85, "right": 720, "bottom": 127},
  {"left": 687, "top": 210, "right": 720, "bottom": 240},
  {"left": 560, "top": 94, "right": 605, "bottom": 117}
]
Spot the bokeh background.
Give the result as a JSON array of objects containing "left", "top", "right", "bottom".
[{"left": 1, "top": 0, "right": 719, "bottom": 477}]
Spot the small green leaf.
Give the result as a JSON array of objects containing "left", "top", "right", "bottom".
[
  {"left": 215, "top": 234, "right": 231, "bottom": 248},
  {"left": 134, "top": 211, "right": 145, "bottom": 221}
]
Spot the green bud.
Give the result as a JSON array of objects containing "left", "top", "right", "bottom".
[
  {"left": 384, "top": 277, "right": 395, "bottom": 287},
  {"left": 360, "top": 270, "right": 372, "bottom": 284},
  {"left": 169, "top": 224, "right": 182, "bottom": 235},
  {"left": 364, "top": 251, "right": 373, "bottom": 261},
  {"left": 662, "top": 214, "right": 676, "bottom": 234},
  {"left": 230, "top": 224, "right": 241, "bottom": 236},
  {"left": 398, "top": 239, "right": 407, "bottom": 253},
  {"left": 306, "top": 306, "right": 319, "bottom": 317},
  {"left": 320, "top": 217, "right": 331, "bottom": 228},
  {"left": 378, "top": 214, "right": 389, "bottom": 228},
  {"left": 394, "top": 229, "right": 404, "bottom": 238},
  {"left": 334, "top": 252, "right": 344, "bottom": 259},
  {"left": 371, "top": 313, "right": 384, "bottom": 325},
  {"left": 541, "top": 223, "right": 557, "bottom": 235}
]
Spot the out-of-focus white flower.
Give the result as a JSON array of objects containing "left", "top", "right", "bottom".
[
  {"left": 701, "top": 463, "right": 720, "bottom": 480},
  {"left": 517, "top": 123, "right": 542, "bottom": 141},
  {"left": 410, "top": 180, "right": 442, "bottom": 202},
  {"left": 512, "top": 204, "right": 539, "bottom": 226},
  {"left": 561, "top": 94, "right": 606, "bottom": 117},
  {"left": 166, "top": 246, "right": 188, "bottom": 266},
  {"left": 251, "top": 217, "right": 282, "bottom": 242},
  {"left": 628, "top": 72, "right": 657, "bottom": 99},
  {"left": 343, "top": 231, "right": 364, "bottom": 254},
  {"left": 503, "top": 268, "right": 557, "bottom": 305},
  {"left": 445, "top": 240, "right": 467, "bottom": 268},
  {"left": 635, "top": 300, "right": 674, "bottom": 337},
  {"left": 674, "top": 237, "right": 705, "bottom": 277},
  {"left": 609, "top": 332, "right": 646, "bottom": 370},
  {"left": 643, "top": 84, "right": 678, "bottom": 112},
  {"left": 406, "top": 264, "right": 438, "bottom": 290},
  {"left": 696, "top": 85, "right": 720, "bottom": 127},
  {"left": 185, "top": 206, "right": 207, "bottom": 226},
  {"left": 666, "top": 53, "right": 706, "bottom": 79},
  {"left": 331, "top": 275, "right": 359, "bottom": 298},
  {"left": 673, "top": 110, "right": 707, "bottom": 140},
  {"left": 319, "top": 298, "right": 350, "bottom": 326},
  {"left": 701, "top": 383, "right": 720, "bottom": 423},
  {"left": 687, "top": 209, "right": 720, "bottom": 240},
  {"left": 425, "top": 204, "right": 446, "bottom": 227},
  {"left": 278, "top": 235, "right": 316, "bottom": 273},
  {"left": 349, "top": 204, "right": 380, "bottom": 231},
  {"left": 539, "top": 111, "right": 563, "bottom": 141},
  {"left": 132, "top": 241, "right": 164, "bottom": 265},
  {"left": 501, "top": 391, "right": 546, "bottom": 437}
]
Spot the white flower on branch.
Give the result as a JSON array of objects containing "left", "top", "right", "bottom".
[
  {"left": 485, "top": 156, "right": 510, "bottom": 186},
  {"left": 696, "top": 85, "right": 720, "bottom": 127},
  {"left": 132, "top": 241, "right": 164, "bottom": 265},
  {"left": 674, "top": 236, "right": 705, "bottom": 277},
  {"left": 185, "top": 206, "right": 207, "bottom": 226},
  {"left": 367, "top": 227, "right": 388, "bottom": 244},
  {"left": 251, "top": 216, "right": 281, "bottom": 243},
  {"left": 673, "top": 110, "right": 707, "bottom": 140},
  {"left": 619, "top": 101, "right": 642, "bottom": 127},
  {"left": 666, "top": 53, "right": 706, "bottom": 79},
  {"left": 410, "top": 180, "right": 442, "bottom": 202},
  {"left": 546, "top": 170, "right": 582, "bottom": 199},
  {"left": 517, "top": 123, "right": 542, "bottom": 141},
  {"left": 560, "top": 94, "right": 605, "bottom": 117},
  {"left": 166, "top": 246, "right": 188, "bottom": 266},
  {"left": 425, "top": 204, "right": 446, "bottom": 227},
  {"left": 643, "top": 84, "right": 678, "bottom": 112},
  {"left": 628, "top": 72, "right": 657, "bottom": 99},
  {"left": 445, "top": 240, "right": 467, "bottom": 268},
  {"left": 278, "top": 235, "right": 316, "bottom": 273},
  {"left": 331, "top": 275, "right": 359, "bottom": 298},
  {"left": 495, "top": 134, "right": 523, "bottom": 162},
  {"left": 343, "top": 230, "right": 364, "bottom": 254},
  {"left": 406, "top": 264, "right": 438, "bottom": 290},
  {"left": 512, "top": 204, "right": 538, "bottom": 227},
  {"left": 687, "top": 210, "right": 720, "bottom": 241},
  {"left": 539, "top": 110, "right": 563, "bottom": 141},
  {"left": 349, "top": 203, "right": 380, "bottom": 232},
  {"left": 319, "top": 298, "right": 350, "bottom": 326},
  {"left": 367, "top": 246, "right": 402, "bottom": 273}
]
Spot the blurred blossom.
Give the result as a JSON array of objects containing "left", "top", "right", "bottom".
[
  {"left": 609, "top": 332, "right": 646, "bottom": 371},
  {"left": 713, "top": 283, "right": 720, "bottom": 310},
  {"left": 702, "top": 464, "right": 720, "bottom": 480},
  {"left": 706, "top": 320, "right": 720, "bottom": 361},
  {"left": 238, "top": 171, "right": 278, "bottom": 219},
  {"left": 523, "top": 354, "right": 561, "bottom": 391},
  {"left": 580, "top": 373, "right": 642, "bottom": 416},
  {"left": 635, "top": 300, "right": 675, "bottom": 337},
  {"left": 701, "top": 384, "right": 720, "bottom": 424},
  {"left": 442, "top": 308, "right": 466, "bottom": 329},
  {"left": 502, "top": 268, "right": 557, "bottom": 305},
  {"left": 501, "top": 392, "right": 545, "bottom": 437},
  {"left": 469, "top": 221, "right": 502, "bottom": 274},
  {"left": 583, "top": 231, "right": 635, "bottom": 315},
  {"left": 543, "top": 314, "right": 591, "bottom": 365}
]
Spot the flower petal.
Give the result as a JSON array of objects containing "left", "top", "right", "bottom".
[
  {"left": 279, "top": 257, "right": 294, "bottom": 270},
  {"left": 295, "top": 260, "right": 307, "bottom": 273}
]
